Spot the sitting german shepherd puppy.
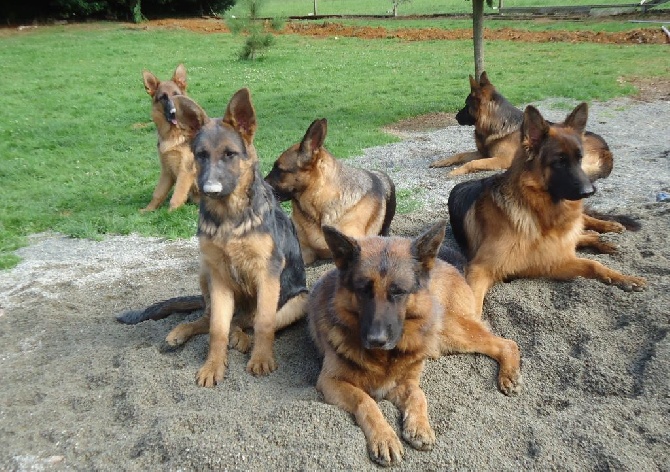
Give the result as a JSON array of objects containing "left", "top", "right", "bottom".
[
  {"left": 430, "top": 71, "right": 613, "bottom": 181},
  {"left": 448, "top": 102, "right": 646, "bottom": 317},
  {"left": 265, "top": 118, "right": 396, "bottom": 264},
  {"left": 141, "top": 64, "right": 200, "bottom": 212},
  {"left": 132, "top": 88, "right": 308, "bottom": 387},
  {"left": 308, "top": 221, "right": 521, "bottom": 467}
]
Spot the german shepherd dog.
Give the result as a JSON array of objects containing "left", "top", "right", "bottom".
[
  {"left": 430, "top": 71, "right": 613, "bottom": 182},
  {"left": 308, "top": 221, "right": 521, "bottom": 466},
  {"left": 265, "top": 118, "right": 396, "bottom": 264},
  {"left": 119, "top": 88, "right": 308, "bottom": 387},
  {"left": 140, "top": 64, "right": 199, "bottom": 212},
  {"left": 448, "top": 102, "right": 646, "bottom": 317}
]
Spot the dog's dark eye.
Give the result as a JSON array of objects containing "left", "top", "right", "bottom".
[
  {"left": 223, "top": 150, "right": 236, "bottom": 160},
  {"left": 354, "top": 279, "right": 374, "bottom": 296},
  {"left": 388, "top": 285, "right": 407, "bottom": 299},
  {"left": 172, "top": 91, "right": 180, "bottom": 96},
  {"left": 159, "top": 93, "right": 168, "bottom": 101},
  {"left": 195, "top": 150, "right": 207, "bottom": 161}
]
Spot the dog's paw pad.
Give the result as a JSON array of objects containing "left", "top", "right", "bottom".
[
  {"left": 246, "top": 355, "right": 277, "bottom": 376},
  {"left": 402, "top": 422, "right": 436, "bottom": 451},
  {"left": 196, "top": 359, "right": 227, "bottom": 388},
  {"left": 368, "top": 430, "right": 404, "bottom": 467},
  {"left": 499, "top": 372, "right": 523, "bottom": 396}
]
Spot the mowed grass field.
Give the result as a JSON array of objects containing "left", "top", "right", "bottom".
[
  {"left": 0, "top": 20, "right": 668, "bottom": 268},
  {"left": 228, "top": 0, "right": 669, "bottom": 16}
]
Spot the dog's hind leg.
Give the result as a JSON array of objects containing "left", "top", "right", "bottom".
[
  {"left": 448, "top": 156, "right": 510, "bottom": 176},
  {"left": 141, "top": 168, "right": 174, "bottom": 212},
  {"left": 549, "top": 257, "right": 646, "bottom": 292},
  {"left": 274, "top": 292, "right": 308, "bottom": 330},
  {"left": 317, "top": 372, "right": 404, "bottom": 466},
  {"left": 429, "top": 151, "right": 481, "bottom": 168},
  {"left": 441, "top": 315, "right": 522, "bottom": 396},
  {"left": 577, "top": 231, "right": 617, "bottom": 255}
]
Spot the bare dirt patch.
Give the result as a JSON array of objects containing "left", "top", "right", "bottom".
[{"left": 140, "top": 17, "right": 670, "bottom": 44}]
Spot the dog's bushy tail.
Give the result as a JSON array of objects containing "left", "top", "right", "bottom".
[
  {"left": 116, "top": 295, "right": 204, "bottom": 324},
  {"left": 583, "top": 207, "right": 642, "bottom": 232},
  {"left": 380, "top": 183, "right": 396, "bottom": 236},
  {"left": 275, "top": 292, "right": 308, "bottom": 331}
]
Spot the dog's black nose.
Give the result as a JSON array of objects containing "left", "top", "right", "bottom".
[
  {"left": 579, "top": 182, "right": 596, "bottom": 199},
  {"left": 364, "top": 326, "right": 389, "bottom": 349}
]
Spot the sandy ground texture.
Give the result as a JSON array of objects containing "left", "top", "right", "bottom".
[{"left": 1, "top": 97, "right": 669, "bottom": 471}]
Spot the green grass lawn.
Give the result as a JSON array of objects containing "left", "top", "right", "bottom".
[
  {"left": 0, "top": 22, "right": 668, "bottom": 268},
  {"left": 228, "top": 0, "right": 669, "bottom": 17}
]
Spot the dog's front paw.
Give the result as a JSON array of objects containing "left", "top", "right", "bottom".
[
  {"left": 368, "top": 427, "right": 404, "bottom": 467},
  {"left": 448, "top": 166, "right": 468, "bottom": 177},
  {"left": 616, "top": 275, "right": 647, "bottom": 292},
  {"left": 246, "top": 353, "right": 277, "bottom": 376},
  {"left": 402, "top": 416, "right": 435, "bottom": 451},
  {"left": 499, "top": 370, "right": 523, "bottom": 396},
  {"left": 196, "top": 358, "right": 227, "bottom": 387}
]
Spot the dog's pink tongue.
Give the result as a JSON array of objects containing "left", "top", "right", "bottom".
[{"left": 170, "top": 118, "right": 178, "bottom": 125}]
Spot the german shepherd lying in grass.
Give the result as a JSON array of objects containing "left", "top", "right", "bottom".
[
  {"left": 265, "top": 118, "right": 396, "bottom": 264},
  {"left": 448, "top": 102, "right": 646, "bottom": 317},
  {"left": 430, "top": 72, "right": 613, "bottom": 182},
  {"left": 308, "top": 221, "right": 521, "bottom": 466},
  {"left": 119, "top": 88, "right": 308, "bottom": 387},
  {"left": 140, "top": 64, "right": 199, "bottom": 212}
]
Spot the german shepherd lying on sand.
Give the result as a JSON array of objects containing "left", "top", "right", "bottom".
[
  {"left": 308, "top": 221, "right": 521, "bottom": 466},
  {"left": 119, "top": 88, "right": 308, "bottom": 387},
  {"left": 265, "top": 118, "right": 396, "bottom": 264},
  {"left": 430, "top": 72, "right": 613, "bottom": 182},
  {"left": 140, "top": 64, "right": 199, "bottom": 212},
  {"left": 448, "top": 102, "right": 646, "bottom": 317}
]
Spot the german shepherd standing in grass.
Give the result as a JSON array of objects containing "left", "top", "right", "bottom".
[
  {"left": 119, "top": 88, "right": 308, "bottom": 387},
  {"left": 265, "top": 118, "right": 396, "bottom": 264},
  {"left": 448, "top": 102, "right": 646, "bottom": 317},
  {"left": 430, "top": 72, "right": 613, "bottom": 182},
  {"left": 140, "top": 64, "right": 199, "bottom": 212},
  {"left": 308, "top": 221, "right": 521, "bottom": 467}
]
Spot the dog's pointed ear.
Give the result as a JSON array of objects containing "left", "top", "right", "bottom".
[
  {"left": 522, "top": 105, "right": 549, "bottom": 156},
  {"left": 298, "top": 118, "right": 328, "bottom": 163},
  {"left": 173, "top": 95, "right": 209, "bottom": 138},
  {"left": 411, "top": 219, "right": 446, "bottom": 276},
  {"left": 469, "top": 74, "right": 478, "bottom": 91},
  {"left": 223, "top": 87, "right": 257, "bottom": 145},
  {"left": 172, "top": 64, "right": 187, "bottom": 92},
  {"left": 479, "top": 71, "right": 491, "bottom": 86},
  {"left": 323, "top": 225, "right": 360, "bottom": 272},
  {"left": 563, "top": 102, "right": 588, "bottom": 135},
  {"left": 142, "top": 70, "right": 159, "bottom": 97}
]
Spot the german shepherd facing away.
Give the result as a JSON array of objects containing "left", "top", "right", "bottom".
[
  {"left": 265, "top": 118, "right": 396, "bottom": 264},
  {"left": 119, "top": 88, "right": 308, "bottom": 387},
  {"left": 448, "top": 102, "right": 646, "bottom": 317},
  {"left": 308, "top": 221, "right": 521, "bottom": 466},
  {"left": 430, "top": 71, "right": 613, "bottom": 182},
  {"left": 140, "top": 64, "right": 199, "bottom": 212}
]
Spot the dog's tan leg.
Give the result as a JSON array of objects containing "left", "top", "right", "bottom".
[
  {"left": 582, "top": 214, "right": 626, "bottom": 234},
  {"left": 169, "top": 170, "right": 196, "bottom": 211},
  {"left": 165, "top": 270, "right": 211, "bottom": 346},
  {"left": 577, "top": 231, "right": 617, "bottom": 255},
  {"left": 196, "top": 271, "right": 235, "bottom": 387},
  {"left": 317, "top": 372, "right": 404, "bottom": 467},
  {"left": 465, "top": 263, "right": 495, "bottom": 318},
  {"left": 274, "top": 292, "right": 308, "bottom": 330},
  {"left": 549, "top": 257, "right": 646, "bottom": 292},
  {"left": 247, "top": 272, "right": 280, "bottom": 375},
  {"left": 429, "top": 151, "right": 481, "bottom": 168},
  {"left": 448, "top": 156, "right": 510, "bottom": 176},
  {"left": 387, "top": 380, "right": 435, "bottom": 451},
  {"left": 442, "top": 315, "right": 522, "bottom": 395},
  {"left": 141, "top": 168, "right": 174, "bottom": 212}
]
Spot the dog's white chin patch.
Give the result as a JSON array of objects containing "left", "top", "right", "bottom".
[{"left": 203, "top": 182, "right": 223, "bottom": 193}]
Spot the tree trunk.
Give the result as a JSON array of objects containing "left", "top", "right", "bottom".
[
  {"left": 472, "top": 0, "right": 485, "bottom": 81},
  {"left": 313, "top": 0, "right": 317, "bottom": 16}
]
